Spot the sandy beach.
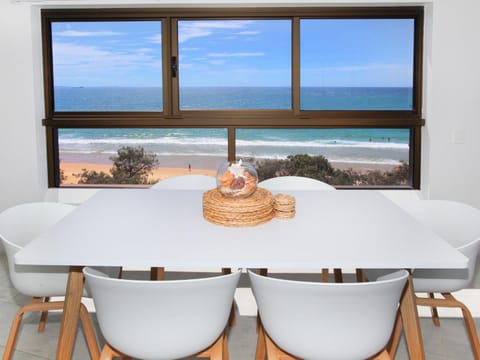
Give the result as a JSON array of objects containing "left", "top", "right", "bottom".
[
  {"left": 60, "top": 153, "right": 221, "bottom": 185},
  {"left": 59, "top": 152, "right": 398, "bottom": 185},
  {"left": 61, "top": 162, "right": 216, "bottom": 184}
]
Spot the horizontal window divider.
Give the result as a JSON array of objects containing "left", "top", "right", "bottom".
[
  {"left": 43, "top": 117, "right": 424, "bottom": 128},
  {"left": 42, "top": 6, "right": 423, "bottom": 20},
  {"left": 46, "top": 110, "right": 421, "bottom": 120},
  {"left": 47, "top": 112, "right": 164, "bottom": 118}
]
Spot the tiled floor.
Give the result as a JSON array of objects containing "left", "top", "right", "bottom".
[{"left": 1, "top": 255, "right": 479, "bottom": 359}]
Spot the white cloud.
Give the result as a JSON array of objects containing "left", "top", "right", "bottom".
[
  {"left": 147, "top": 34, "right": 162, "bottom": 44},
  {"left": 55, "top": 30, "right": 123, "bottom": 37},
  {"left": 178, "top": 20, "right": 253, "bottom": 43},
  {"left": 179, "top": 27, "right": 212, "bottom": 43},
  {"left": 53, "top": 43, "right": 111, "bottom": 65},
  {"left": 189, "top": 20, "right": 253, "bottom": 29},
  {"left": 234, "top": 31, "right": 261, "bottom": 36},
  {"left": 53, "top": 42, "right": 158, "bottom": 70}
]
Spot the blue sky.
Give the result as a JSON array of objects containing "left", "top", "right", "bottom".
[{"left": 52, "top": 18, "right": 414, "bottom": 87}]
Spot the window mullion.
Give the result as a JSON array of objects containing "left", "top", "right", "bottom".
[
  {"left": 292, "top": 17, "right": 301, "bottom": 116},
  {"left": 170, "top": 18, "right": 180, "bottom": 117},
  {"left": 162, "top": 17, "right": 173, "bottom": 116}
]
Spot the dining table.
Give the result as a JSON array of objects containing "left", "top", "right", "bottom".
[{"left": 14, "top": 188, "right": 468, "bottom": 360}]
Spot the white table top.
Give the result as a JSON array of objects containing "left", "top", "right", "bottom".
[{"left": 15, "top": 189, "right": 467, "bottom": 270}]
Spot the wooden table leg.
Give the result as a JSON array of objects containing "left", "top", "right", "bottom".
[
  {"left": 399, "top": 273, "right": 425, "bottom": 360},
  {"left": 56, "top": 266, "right": 86, "bottom": 360}
]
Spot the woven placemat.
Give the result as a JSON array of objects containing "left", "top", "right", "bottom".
[
  {"left": 273, "top": 193, "right": 296, "bottom": 219},
  {"left": 203, "top": 187, "right": 274, "bottom": 227}
]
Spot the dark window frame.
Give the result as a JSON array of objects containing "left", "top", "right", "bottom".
[{"left": 41, "top": 6, "right": 424, "bottom": 188}]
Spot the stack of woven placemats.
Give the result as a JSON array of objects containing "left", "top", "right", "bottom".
[
  {"left": 203, "top": 187, "right": 274, "bottom": 227},
  {"left": 273, "top": 193, "right": 296, "bottom": 219}
]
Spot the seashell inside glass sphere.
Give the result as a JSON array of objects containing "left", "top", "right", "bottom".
[{"left": 216, "top": 160, "right": 258, "bottom": 198}]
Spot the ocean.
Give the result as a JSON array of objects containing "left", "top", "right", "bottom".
[
  {"left": 55, "top": 86, "right": 412, "bottom": 111},
  {"left": 56, "top": 87, "right": 411, "bottom": 166}
]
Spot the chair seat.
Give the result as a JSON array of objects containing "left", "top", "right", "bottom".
[{"left": 412, "top": 268, "right": 470, "bottom": 293}]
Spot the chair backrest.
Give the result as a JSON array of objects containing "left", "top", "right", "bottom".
[
  {"left": 249, "top": 269, "right": 408, "bottom": 360},
  {"left": 400, "top": 200, "right": 480, "bottom": 289},
  {"left": 150, "top": 174, "right": 216, "bottom": 190},
  {"left": 0, "top": 202, "right": 75, "bottom": 297},
  {"left": 84, "top": 267, "right": 240, "bottom": 360},
  {"left": 258, "top": 176, "right": 335, "bottom": 191},
  {"left": 399, "top": 200, "right": 480, "bottom": 250}
]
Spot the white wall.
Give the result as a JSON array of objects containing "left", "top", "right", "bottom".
[
  {"left": 0, "top": 3, "right": 47, "bottom": 212},
  {"left": 1, "top": 0, "right": 480, "bottom": 212},
  {"left": 422, "top": 0, "right": 480, "bottom": 206}
]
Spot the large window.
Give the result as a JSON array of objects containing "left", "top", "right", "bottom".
[{"left": 42, "top": 7, "right": 423, "bottom": 188}]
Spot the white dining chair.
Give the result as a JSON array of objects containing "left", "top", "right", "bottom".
[
  {"left": 258, "top": 175, "right": 345, "bottom": 282},
  {"left": 249, "top": 269, "right": 408, "bottom": 360},
  {"left": 84, "top": 267, "right": 240, "bottom": 360},
  {"left": 0, "top": 202, "right": 100, "bottom": 360},
  {"left": 150, "top": 174, "right": 217, "bottom": 190},
  {"left": 365, "top": 199, "right": 480, "bottom": 358},
  {"left": 258, "top": 175, "right": 334, "bottom": 191}
]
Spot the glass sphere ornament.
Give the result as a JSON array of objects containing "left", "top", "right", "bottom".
[{"left": 216, "top": 160, "right": 258, "bottom": 198}]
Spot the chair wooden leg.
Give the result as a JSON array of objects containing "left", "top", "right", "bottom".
[
  {"left": 196, "top": 332, "right": 226, "bottom": 360},
  {"left": 264, "top": 331, "right": 299, "bottom": 360},
  {"left": 98, "top": 344, "right": 120, "bottom": 360},
  {"left": 207, "top": 334, "right": 224, "bottom": 360},
  {"left": 321, "top": 268, "right": 329, "bottom": 282},
  {"left": 255, "top": 320, "right": 266, "bottom": 360},
  {"left": 386, "top": 311, "right": 403, "bottom": 357},
  {"left": 3, "top": 305, "right": 27, "bottom": 360},
  {"left": 443, "top": 293, "right": 480, "bottom": 359},
  {"left": 3, "top": 298, "right": 66, "bottom": 360},
  {"left": 99, "top": 345, "right": 114, "bottom": 360},
  {"left": 223, "top": 331, "right": 229, "bottom": 360},
  {"left": 415, "top": 292, "right": 480, "bottom": 359},
  {"left": 333, "top": 268, "right": 343, "bottom": 283},
  {"left": 371, "top": 349, "right": 392, "bottom": 360},
  {"left": 99, "top": 343, "right": 132, "bottom": 360},
  {"left": 428, "top": 292, "right": 441, "bottom": 326},
  {"left": 38, "top": 296, "right": 50, "bottom": 332},
  {"left": 399, "top": 275, "right": 425, "bottom": 359},
  {"left": 79, "top": 303, "right": 100, "bottom": 360}
]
